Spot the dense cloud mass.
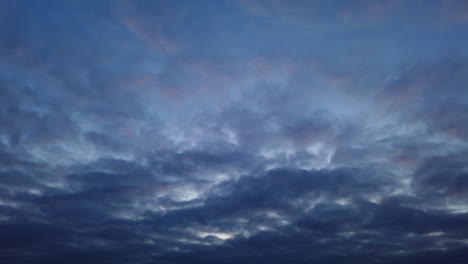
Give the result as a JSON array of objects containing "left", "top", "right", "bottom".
[{"left": 1, "top": 0, "right": 468, "bottom": 263}]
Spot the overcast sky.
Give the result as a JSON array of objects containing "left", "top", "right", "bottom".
[{"left": 1, "top": 0, "right": 468, "bottom": 263}]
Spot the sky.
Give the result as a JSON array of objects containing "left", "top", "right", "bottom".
[{"left": 1, "top": 0, "right": 468, "bottom": 263}]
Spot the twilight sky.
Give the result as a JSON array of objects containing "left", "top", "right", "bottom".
[{"left": 1, "top": 1, "right": 468, "bottom": 263}]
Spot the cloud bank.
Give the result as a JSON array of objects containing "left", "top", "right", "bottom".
[{"left": 1, "top": 1, "right": 468, "bottom": 263}]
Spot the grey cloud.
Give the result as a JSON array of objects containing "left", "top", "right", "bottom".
[
  {"left": 1, "top": 1, "right": 468, "bottom": 263},
  {"left": 412, "top": 151, "right": 468, "bottom": 198}
]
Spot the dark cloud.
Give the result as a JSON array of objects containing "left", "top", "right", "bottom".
[
  {"left": 412, "top": 151, "right": 468, "bottom": 198},
  {"left": 1, "top": 0, "right": 468, "bottom": 263}
]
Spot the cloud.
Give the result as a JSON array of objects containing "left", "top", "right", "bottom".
[
  {"left": 412, "top": 151, "right": 468, "bottom": 199},
  {"left": 237, "top": 0, "right": 408, "bottom": 29},
  {"left": 441, "top": 0, "right": 468, "bottom": 23},
  {"left": 377, "top": 56, "right": 468, "bottom": 142},
  {"left": 1, "top": 1, "right": 468, "bottom": 263}
]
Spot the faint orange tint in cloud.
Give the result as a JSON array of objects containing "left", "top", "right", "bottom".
[
  {"left": 339, "top": 0, "right": 404, "bottom": 22},
  {"left": 114, "top": 0, "right": 179, "bottom": 53},
  {"left": 441, "top": 0, "right": 468, "bottom": 23}
]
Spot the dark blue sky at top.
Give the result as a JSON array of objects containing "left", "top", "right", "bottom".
[{"left": 1, "top": 0, "right": 468, "bottom": 263}]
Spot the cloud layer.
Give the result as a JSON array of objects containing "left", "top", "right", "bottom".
[{"left": 1, "top": 1, "right": 468, "bottom": 263}]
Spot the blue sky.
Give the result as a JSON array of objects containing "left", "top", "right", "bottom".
[{"left": 1, "top": 1, "right": 468, "bottom": 263}]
